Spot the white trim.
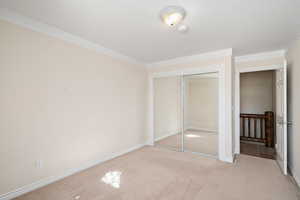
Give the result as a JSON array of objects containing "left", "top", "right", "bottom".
[
  {"left": 0, "top": 8, "right": 144, "bottom": 66},
  {"left": 221, "top": 155, "right": 234, "bottom": 163},
  {"left": 148, "top": 74, "right": 155, "bottom": 146},
  {"left": 154, "top": 130, "right": 180, "bottom": 142},
  {"left": 283, "top": 60, "right": 288, "bottom": 175},
  {"left": 149, "top": 64, "right": 232, "bottom": 163},
  {"left": 275, "top": 61, "right": 288, "bottom": 175},
  {"left": 234, "top": 70, "right": 240, "bottom": 154},
  {"left": 181, "top": 75, "right": 185, "bottom": 152},
  {"left": 289, "top": 167, "right": 300, "bottom": 188},
  {"left": 234, "top": 64, "right": 284, "bottom": 155},
  {"left": 0, "top": 143, "right": 146, "bottom": 200},
  {"left": 235, "top": 50, "right": 287, "bottom": 63},
  {"left": 218, "top": 65, "right": 228, "bottom": 162},
  {"left": 146, "top": 49, "right": 232, "bottom": 68},
  {"left": 151, "top": 64, "right": 221, "bottom": 78},
  {"left": 292, "top": 174, "right": 300, "bottom": 188},
  {"left": 237, "top": 64, "right": 283, "bottom": 73}
]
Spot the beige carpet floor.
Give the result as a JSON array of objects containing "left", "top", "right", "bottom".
[
  {"left": 155, "top": 130, "right": 218, "bottom": 156},
  {"left": 15, "top": 146, "right": 299, "bottom": 200}
]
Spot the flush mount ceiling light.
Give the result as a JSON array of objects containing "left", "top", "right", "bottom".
[{"left": 160, "top": 6, "right": 186, "bottom": 27}]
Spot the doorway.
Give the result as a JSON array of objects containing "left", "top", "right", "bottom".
[
  {"left": 239, "top": 70, "right": 276, "bottom": 159},
  {"left": 153, "top": 72, "right": 219, "bottom": 158},
  {"left": 235, "top": 63, "right": 288, "bottom": 175}
]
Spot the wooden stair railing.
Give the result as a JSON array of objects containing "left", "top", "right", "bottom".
[{"left": 240, "top": 111, "right": 274, "bottom": 147}]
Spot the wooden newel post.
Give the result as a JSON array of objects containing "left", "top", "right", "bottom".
[{"left": 265, "top": 111, "right": 274, "bottom": 147}]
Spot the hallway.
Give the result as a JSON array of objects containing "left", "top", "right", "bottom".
[{"left": 240, "top": 142, "right": 276, "bottom": 159}]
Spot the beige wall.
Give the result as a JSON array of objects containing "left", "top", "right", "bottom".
[
  {"left": 0, "top": 20, "right": 147, "bottom": 195},
  {"left": 240, "top": 71, "right": 275, "bottom": 114},
  {"left": 287, "top": 38, "right": 300, "bottom": 184},
  {"left": 153, "top": 76, "right": 181, "bottom": 140},
  {"left": 185, "top": 76, "right": 218, "bottom": 132}
]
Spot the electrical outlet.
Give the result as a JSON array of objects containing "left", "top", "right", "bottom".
[{"left": 35, "top": 160, "right": 43, "bottom": 168}]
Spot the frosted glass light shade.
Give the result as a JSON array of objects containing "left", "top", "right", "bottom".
[{"left": 160, "top": 6, "right": 186, "bottom": 27}]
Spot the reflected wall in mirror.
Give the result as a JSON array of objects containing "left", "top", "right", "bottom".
[
  {"left": 184, "top": 73, "right": 219, "bottom": 156},
  {"left": 154, "top": 76, "right": 182, "bottom": 151}
]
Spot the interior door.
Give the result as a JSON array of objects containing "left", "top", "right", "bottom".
[{"left": 275, "top": 63, "right": 287, "bottom": 175}]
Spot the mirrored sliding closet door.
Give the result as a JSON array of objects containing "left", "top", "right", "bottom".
[
  {"left": 183, "top": 73, "right": 219, "bottom": 156},
  {"left": 154, "top": 76, "right": 182, "bottom": 151}
]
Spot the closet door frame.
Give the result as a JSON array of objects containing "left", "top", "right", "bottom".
[{"left": 149, "top": 64, "right": 227, "bottom": 162}]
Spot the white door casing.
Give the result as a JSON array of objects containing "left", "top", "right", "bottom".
[{"left": 275, "top": 62, "right": 288, "bottom": 175}]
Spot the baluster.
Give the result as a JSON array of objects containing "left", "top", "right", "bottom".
[
  {"left": 260, "top": 118, "right": 264, "bottom": 139},
  {"left": 254, "top": 118, "right": 257, "bottom": 139},
  {"left": 240, "top": 113, "right": 275, "bottom": 145},
  {"left": 242, "top": 117, "right": 245, "bottom": 137},
  {"left": 265, "top": 111, "right": 274, "bottom": 147},
  {"left": 248, "top": 117, "right": 251, "bottom": 138}
]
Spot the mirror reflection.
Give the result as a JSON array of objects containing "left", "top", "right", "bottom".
[
  {"left": 154, "top": 76, "right": 182, "bottom": 151},
  {"left": 184, "top": 73, "right": 219, "bottom": 156}
]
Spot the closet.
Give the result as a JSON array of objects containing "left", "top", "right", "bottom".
[{"left": 153, "top": 72, "right": 219, "bottom": 157}]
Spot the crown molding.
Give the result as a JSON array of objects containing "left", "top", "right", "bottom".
[
  {"left": 0, "top": 8, "right": 289, "bottom": 68},
  {"left": 0, "top": 8, "right": 145, "bottom": 66},
  {"left": 146, "top": 48, "right": 232, "bottom": 68},
  {"left": 234, "top": 49, "right": 287, "bottom": 63}
]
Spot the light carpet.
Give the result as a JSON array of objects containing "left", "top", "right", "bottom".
[{"left": 14, "top": 146, "right": 299, "bottom": 200}]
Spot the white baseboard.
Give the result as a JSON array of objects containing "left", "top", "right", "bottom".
[
  {"left": 293, "top": 174, "right": 300, "bottom": 188},
  {"left": 0, "top": 143, "right": 146, "bottom": 200},
  {"left": 221, "top": 155, "right": 234, "bottom": 163},
  {"left": 154, "top": 130, "right": 180, "bottom": 142},
  {"left": 289, "top": 166, "right": 300, "bottom": 188}
]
